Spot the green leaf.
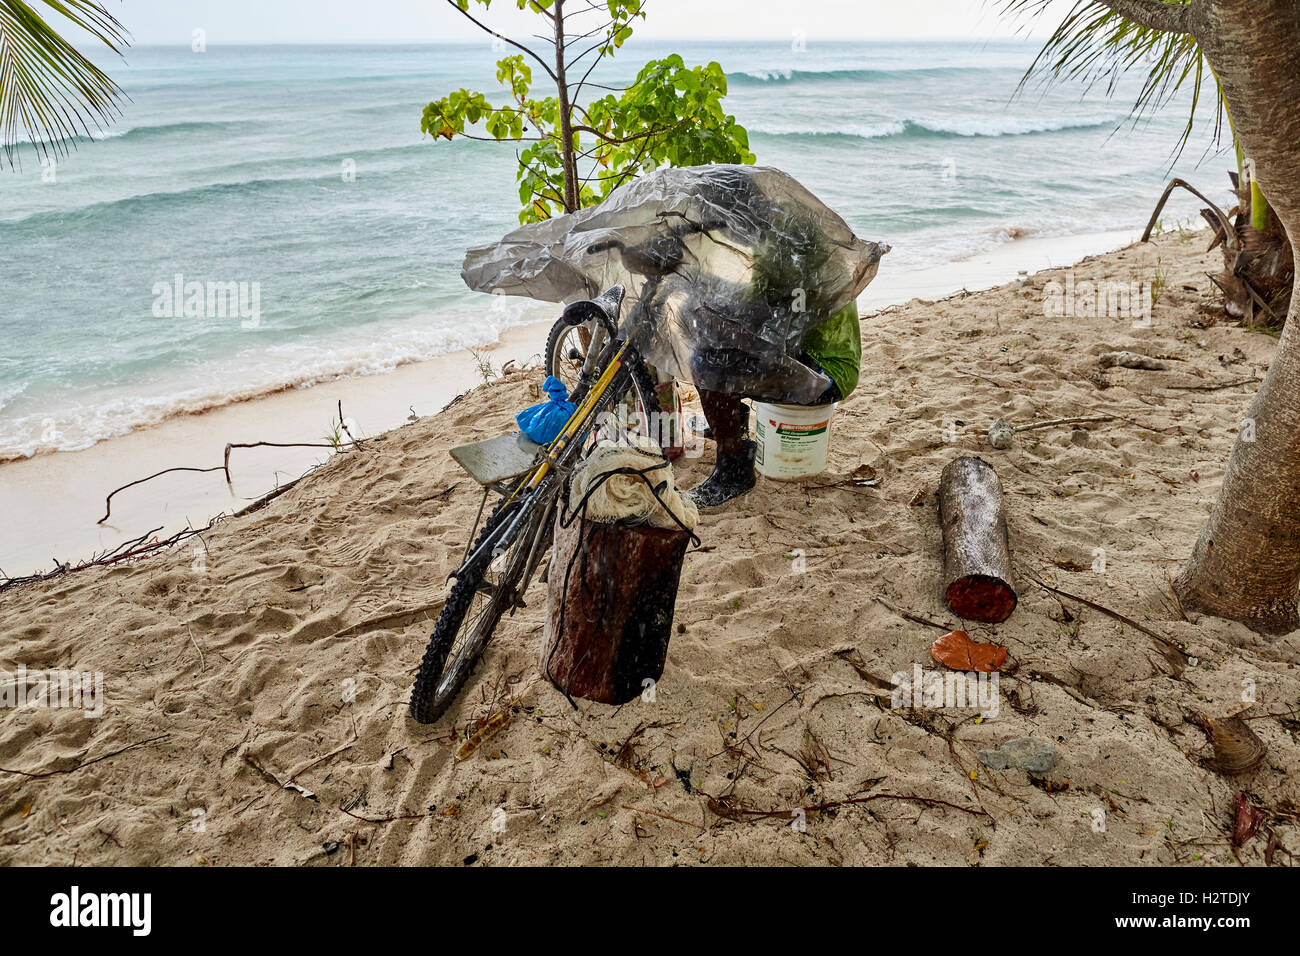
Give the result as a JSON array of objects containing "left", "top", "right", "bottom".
[
  {"left": 422, "top": 1, "right": 754, "bottom": 218},
  {"left": 0, "top": 0, "right": 131, "bottom": 169},
  {"left": 998, "top": 0, "right": 1217, "bottom": 161}
]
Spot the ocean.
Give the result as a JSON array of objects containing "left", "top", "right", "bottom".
[{"left": 0, "top": 39, "right": 1228, "bottom": 460}]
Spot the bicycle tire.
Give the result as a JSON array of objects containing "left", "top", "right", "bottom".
[
  {"left": 409, "top": 352, "right": 658, "bottom": 725},
  {"left": 544, "top": 314, "right": 580, "bottom": 384},
  {"left": 409, "top": 495, "right": 518, "bottom": 723}
]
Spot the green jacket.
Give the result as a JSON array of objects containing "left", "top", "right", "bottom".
[{"left": 802, "top": 300, "right": 861, "bottom": 400}]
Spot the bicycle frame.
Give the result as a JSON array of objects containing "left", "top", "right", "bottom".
[{"left": 454, "top": 338, "right": 632, "bottom": 579}]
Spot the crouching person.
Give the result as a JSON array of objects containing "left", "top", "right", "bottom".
[{"left": 687, "top": 299, "right": 862, "bottom": 512}]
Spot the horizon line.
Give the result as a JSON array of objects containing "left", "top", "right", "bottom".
[{"left": 115, "top": 34, "right": 1047, "bottom": 47}]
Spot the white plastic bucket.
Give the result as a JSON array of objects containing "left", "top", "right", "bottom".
[{"left": 753, "top": 401, "right": 837, "bottom": 480}]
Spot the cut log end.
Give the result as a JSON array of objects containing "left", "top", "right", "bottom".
[
  {"left": 944, "top": 574, "right": 1018, "bottom": 624},
  {"left": 938, "top": 455, "right": 1018, "bottom": 624}
]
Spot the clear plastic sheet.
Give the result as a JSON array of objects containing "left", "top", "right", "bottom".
[{"left": 461, "top": 164, "right": 889, "bottom": 404}]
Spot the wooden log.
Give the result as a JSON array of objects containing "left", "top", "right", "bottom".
[
  {"left": 937, "top": 455, "right": 1017, "bottom": 623},
  {"left": 540, "top": 515, "right": 690, "bottom": 705}
]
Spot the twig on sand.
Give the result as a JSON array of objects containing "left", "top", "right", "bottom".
[
  {"left": 0, "top": 733, "right": 170, "bottom": 778},
  {"left": 706, "top": 790, "right": 993, "bottom": 823},
  {"left": 874, "top": 596, "right": 953, "bottom": 632},
  {"left": 99, "top": 467, "right": 230, "bottom": 523},
  {"left": 1011, "top": 415, "right": 1114, "bottom": 433},
  {"left": 622, "top": 804, "right": 704, "bottom": 831},
  {"left": 231, "top": 474, "right": 310, "bottom": 518},
  {"left": 244, "top": 754, "right": 319, "bottom": 801},
  {"left": 337, "top": 400, "right": 364, "bottom": 450},
  {"left": 441, "top": 390, "right": 471, "bottom": 413},
  {"left": 1024, "top": 572, "right": 1188, "bottom": 658},
  {"left": 186, "top": 627, "right": 206, "bottom": 671},
  {"left": 707, "top": 688, "right": 797, "bottom": 760},
  {"left": 287, "top": 739, "right": 357, "bottom": 786},
  {"left": 1164, "top": 377, "right": 1260, "bottom": 392},
  {"left": 338, "top": 807, "right": 426, "bottom": 824},
  {"left": 953, "top": 367, "right": 1018, "bottom": 390}
]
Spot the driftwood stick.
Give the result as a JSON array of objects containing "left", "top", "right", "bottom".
[
  {"left": 1012, "top": 415, "right": 1114, "bottom": 433},
  {"left": 0, "top": 733, "right": 170, "bottom": 778},
  {"left": 622, "top": 805, "right": 704, "bottom": 831},
  {"left": 873, "top": 597, "right": 953, "bottom": 632},
  {"left": 1024, "top": 573, "right": 1188, "bottom": 657},
  {"left": 231, "top": 475, "right": 309, "bottom": 518},
  {"left": 287, "top": 740, "right": 357, "bottom": 785},
  {"left": 223, "top": 441, "right": 337, "bottom": 476},
  {"left": 338, "top": 807, "right": 427, "bottom": 824},
  {"left": 1164, "top": 377, "right": 1260, "bottom": 392},
  {"left": 337, "top": 400, "right": 364, "bottom": 450},
  {"left": 98, "top": 467, "right": 229, "bottom": 524},
  {"left": 707, "top": 790, "right": 993, "bottom": 822}
]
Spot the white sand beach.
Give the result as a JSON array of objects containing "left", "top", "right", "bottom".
[{"left": 2, "top": 232, "right": 1296, "bottom": 866}]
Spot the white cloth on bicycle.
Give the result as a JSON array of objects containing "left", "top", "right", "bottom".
[{"left": 568, "top": 437, "right": 698, "bottom": 532}]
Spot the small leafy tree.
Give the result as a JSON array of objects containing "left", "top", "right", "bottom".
[{"left": 424, "top": 0, "right": 754, "bottom": 223}]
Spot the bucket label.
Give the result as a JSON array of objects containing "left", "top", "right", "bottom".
[{"left": 774, "top": 420, "right": 829, "bottom": 436}]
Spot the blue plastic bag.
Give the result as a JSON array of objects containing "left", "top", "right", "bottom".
[{"left": 516, "top": 376, "right": 576, "bottom": 444}]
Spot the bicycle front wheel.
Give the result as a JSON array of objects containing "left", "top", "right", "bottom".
[
  {"left": 410, "top": 486, "right": 557, "bottom": 724},
  {"left": 547, "top": 314, "right": 660, "bottom": 447},
  {"left": 409, "top": 350, "right": 658, "bottom": 724},
  {"left": 545, "top": 315, "right": 595, "bottom": 399}
]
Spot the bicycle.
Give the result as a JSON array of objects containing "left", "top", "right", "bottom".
[
  {"left": 410, "top": 283, "right": 663, "bottom": 724},
  {"left": 544, "top": 224, "right": 727, "bottom": 457}
]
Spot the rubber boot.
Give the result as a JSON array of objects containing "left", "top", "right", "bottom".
[{"left": 687, "top": 440, "right": 757, "bottom": 512}]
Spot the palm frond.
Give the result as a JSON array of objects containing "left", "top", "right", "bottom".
[
  {"left": 0, "top": 0, "right": 130, "bottom": 170},
  {"left": 998, "top": 0, "right": 1222, "bottom": 161}
]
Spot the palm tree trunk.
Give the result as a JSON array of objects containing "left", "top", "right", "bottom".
[
  {"left": 1176, "top": 293, "right": 1300, "bottom": 632},
  {"left": 1151, "top": 0, "right": 1300, "bottom": 631}
]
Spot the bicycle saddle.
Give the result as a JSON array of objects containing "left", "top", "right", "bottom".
[{"left": 561, "top": 284, "right": 624, "bottom": 333}]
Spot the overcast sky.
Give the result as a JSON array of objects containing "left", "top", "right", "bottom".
[{"left": 110, "top": 0, "right": 1067, "bottom": 44}]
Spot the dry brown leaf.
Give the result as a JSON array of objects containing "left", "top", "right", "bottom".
[
  {"left": 1233, "top": 791, "right": 1268, "bottom": 850},
  {"left": 930, "top": 629, "right": 1007, "bottom": 673}
]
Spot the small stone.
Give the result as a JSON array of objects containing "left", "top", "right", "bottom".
[
  {"left": 1098, "top": 351, "right": 1167, "bottom": 371},
  {"left": 978, "top": 738, "right": 1057, "bottom": 773},
  {"left": 988, "top": 418, "right": 1016, "bottom": 449},
  {"left": 1070, "top": 429, "right": 1090, "bottom": 446}
]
